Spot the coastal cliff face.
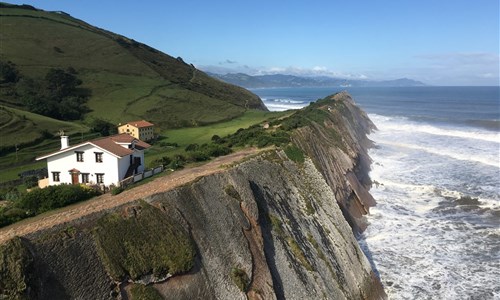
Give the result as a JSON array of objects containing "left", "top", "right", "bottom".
[
  {"left": 0, "top": 92, "right": 385, "bottom": 299},
  {"left": 292, "top": 92, "right": 377, "bottom": 232}
]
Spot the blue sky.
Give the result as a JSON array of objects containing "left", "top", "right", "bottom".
[{"left": 5, "top": 0, "right": 499, "bottom": 85}]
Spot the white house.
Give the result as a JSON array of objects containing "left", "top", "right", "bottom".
[{"left": 36, "top": 134, "right": 151, "bottom": 188}]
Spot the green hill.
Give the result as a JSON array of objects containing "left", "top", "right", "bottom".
[{"left": 0, "top": 3, "right": 265, "bottom": 132}]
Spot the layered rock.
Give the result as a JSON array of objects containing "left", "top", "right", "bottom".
[{"left": 0, "top": 92, "right": 385, "bottom": 299}]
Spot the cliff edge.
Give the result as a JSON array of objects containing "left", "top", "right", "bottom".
[{"left": 0, "top": 92, "right": 385, "bottom": 299}]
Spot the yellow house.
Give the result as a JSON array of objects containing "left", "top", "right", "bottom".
[{"left": 118, "top": 120, "right": 155, "bottom": 141}]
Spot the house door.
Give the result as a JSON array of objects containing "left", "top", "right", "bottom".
[
  {"left": 134, "top": 157, "right": 141, "bottom": 173},
  {"left": 71, "top": 171, "right": 79, "bottom": 184}
]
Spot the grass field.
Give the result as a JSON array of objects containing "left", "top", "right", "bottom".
[
  {"left": 0, "top": 110, "right": 289, "bottom": 183},
  {"left": 0, "top": 5, "right": 263, "bottom": 128},
  {"left": 0, "top": 4, "right": 274, "bottom": 184},
  {"left": 0, "top": 105, "right": 88, "bottom": 147},
  {"left": 145, "top": 110, "right": 290, "bottom": 165}
]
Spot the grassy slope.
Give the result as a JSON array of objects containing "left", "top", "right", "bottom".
[
  {"left": 0, "top": 109, "right": 286, "bottom": 183},
  {"left": 0, "top": 4, "right": 264, "bottom": 130},
  {"left": 146, "top": 110, "right": 289, "bottom": 165},
  {"left": 0, "top": 4, "right": 271, "bottom": 181},
  {"left": 0, "top": 105, "right": 87, "bottom": 146}
]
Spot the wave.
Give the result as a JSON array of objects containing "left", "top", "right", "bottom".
[
  {"left": 263, "top": 101, "right": 307, "bottom": 111},
  {"left": 376, "top": 140, "right": 499, "bottom": 168},
  {"left": 268, "top": 98, "right": 305, "bottom": 104},
  {"left": 369, "top": 114, "right": 500, "bottom": 143}
]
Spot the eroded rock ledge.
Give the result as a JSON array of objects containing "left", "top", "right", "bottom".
[{"left": 0, "top": 92, "right": 385, "bottom": 299}]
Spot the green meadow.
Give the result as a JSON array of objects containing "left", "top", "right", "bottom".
[
  {"left": 0, "top": 4, "right": 274, "bottom": 184},
  {"left": 0, "top": 109, "right": 289, "bottom": 183}
]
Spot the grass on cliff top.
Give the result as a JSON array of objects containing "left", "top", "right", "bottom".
[
  {"left": 145, "top": 110, "right": 288, "bottom": 165},
  {"left": 0, "top": 237, "right": 33, "bottom": 299},
  {"left": 92, "top": 201, "right": 196, "bottom": 281},
  {"left": 284, "top": 145, "right": 305, "bottom": 164},
  {"left": 130, "top": 284, "right": 163, "bottom": 300}
]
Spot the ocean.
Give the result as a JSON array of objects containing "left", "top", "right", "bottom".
[{"left": 252, "top": 86, "right": 500, "bottom": 300}]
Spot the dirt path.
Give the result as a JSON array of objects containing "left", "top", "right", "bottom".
[{"left": 0, "top": 148, "right": 261, "bottom": 244}]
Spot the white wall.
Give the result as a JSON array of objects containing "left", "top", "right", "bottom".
[{"left": 46, "top": 144, "right": 121, "bottom": 186}]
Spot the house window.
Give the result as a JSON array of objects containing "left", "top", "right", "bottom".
[
  {"left": 76, "top": 151, "right": 84, "bottom": 162},
  {"left": 81, "top": 173, "right": 89, "bottom": 183},
  {"left": 95, "top": 152, "right": 103, "bottom": 163},
  {"left": 52, "top": 172, "right": 60, "bottom": 182},
  {"left": 96, "top": 173, "right": 104, "bottom": 184}
]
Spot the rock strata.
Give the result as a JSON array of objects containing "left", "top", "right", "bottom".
[{"left": 0, "top": 92, "right": 385, "bottom": 299}]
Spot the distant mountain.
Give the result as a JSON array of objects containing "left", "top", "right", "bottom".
[{"left": 208, "top": 72, "right": 426, "bottom": 88}]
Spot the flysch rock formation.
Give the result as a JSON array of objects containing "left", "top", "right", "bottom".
[{"left": 0, "top": 92, "right": 386, "bottom": 299}]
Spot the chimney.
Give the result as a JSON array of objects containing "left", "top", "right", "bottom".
[{"left": 61, "top": 136, "right": 69, "bottom": 149}]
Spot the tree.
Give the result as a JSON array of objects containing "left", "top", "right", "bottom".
[
  {"left": 0, "top": 61, "right": 20, "bottom": 83},
  {"left": 44, "top": 68, "right": 82, "bottom": 100},
  {"left": 89, "top": 118, "right": 117, "bottom": 136},
  {"left": 17, "top": 68, "right": 89, "bottom": 120}
]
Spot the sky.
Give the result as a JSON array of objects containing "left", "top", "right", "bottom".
[{"left": 5, "top": 0, "right": 500, "bottom": 85}]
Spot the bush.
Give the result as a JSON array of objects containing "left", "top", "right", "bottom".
[
  {"left": 93, "top": 202, "right": 196, "bottom": 281},
  {"left": 284, "top": 145, "right": 305, "bottom": 163},
  {"left": 224, "top": 185, "right": 241, "bottom": 201},
  {"left": 206, "top": 144, "right": 232, "bottom": 157},
  {"left": 16, "top": 184, "right": 100, "bottom": 215},
  {"left": 111, "top": 186, "right": 124, "bottom": 195},
  {"left": 185, "top": 143, "right": 199, "bottom": 152},
  {"left": 188, "top": 151, "right": 210, "bottom": 162},
  {"left": 0, "top": 237, "right": 34, "bottom": 299},
  {"left": 130, "top": 284, "right": 163, "bottom": 300},
  {"left": 167, "top": 155, "right": 186, "bottom": 170},
  {"left": 0, "top": 206, "right": 27, "bottom": 227},
  {"left": 22, "top": 176, "right": 38, "bottom": 189},
  {"left": 230, "top": 267, "right": 249, "bottom": 292}
]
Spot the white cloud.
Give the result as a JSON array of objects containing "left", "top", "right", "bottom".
[
  {"left": 411, "top": 52, "right": 499, "bottom": 85},
  {"left": 219, "top": 59, "right": 238, "bottom": 65},
  {"left": 198, "top": 64, "right": 367, "bottom": 79},
  {"left": 198, "top": 52, "right": 499, "bottom": 85},
  {"left": 253, "top": 66, "right": 368, "bottom": 79}
]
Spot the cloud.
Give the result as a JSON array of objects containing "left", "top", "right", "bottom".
[
  {"left": 412, "top": 52, "right": 500, "bottom": 85},
  {"left": 198, "top": 64, "right": 369, "bottom": 80},
  {"left": 415, "top": 52, "right": 499, "bottom": 65},
  {"left": 253, "top": 66, "right": 368, "bottom": 79},
  {"left": 218, "top": 59, "right": 238, "bottom": 65}
]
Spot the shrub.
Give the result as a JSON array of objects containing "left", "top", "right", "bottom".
[
  {"left": 130, "top": 284, "right": 163, "bottom": 300},
  {"left": 230, "top": 267, "right": 249, "bottom": 292},
  {"left": 111, "top": 186, "right": 124, "bottom": 195},
  {"left": 16, "top": 184, "right": 100, "bottom": 215},
  {"left": 286, "top": 237, "right": 313, "bottom": 271},
  {"left": 284, "top": 145, "right": 305, "bottom": 163},
  {"left": 185, "top": 143, "right": 199, "bottom": 152},
  {"left": 0, "top": 206, "right": 27, "bottom": 227},
  {"left": 206, "top": 144, "right": 232, "bottom": 157},
  {"left": 224, "top": 185, "right": 241, "bottom": 201},
  {"left": 0, "top": 237, "right": 34, "bottom": 299},
  {"left": 188, "top": 151, "right": 210, "bottom": 162},
  {"left": 268, "top": 213, "right": 284, "bottom": 237},
  {"left": 167, "top": 155, "right": 186, "bottom": 170},
  {"left": 22, "top": 176, "right": 38, "bottom": 189},
  {"left": 211, "top": 135, "right": 221, "bottom": 142},
  {"left": 93, "top": 201, "right": 196, "bottom": 281}
]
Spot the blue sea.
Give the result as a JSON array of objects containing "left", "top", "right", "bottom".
[{"left": 252, "top": 86, "right": 500, "bottom": 300}]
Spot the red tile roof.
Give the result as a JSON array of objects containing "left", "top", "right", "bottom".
[
  {"left": 36, "top": 134, "right": 151, "bottom": 160},
  {"left": 122, "top": 120, "right": 154, "bottom": 128}
]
